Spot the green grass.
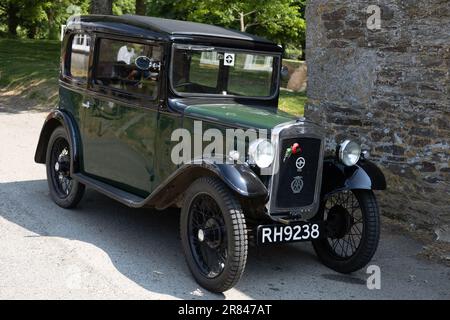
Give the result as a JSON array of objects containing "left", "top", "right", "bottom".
[
  {"left": 0, "top": 38, "right": 60, "bottom": 88},
  {"left": 0, "top": 38, "right": 305, "bottom": 116},
  {"left": 279, "top": 90, "right": 306, "bottom": 116}
]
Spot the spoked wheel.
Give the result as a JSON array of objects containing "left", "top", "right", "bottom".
[
  {"left": 189, "top": 194, "right": 228, "bottom": 278},
  {"left": 50, "top": 137, "right": 72, "bottom": 197},
  {"left": 312, "top": 189, "right": 380, "bottom": 274},
  {"left": 46, "top": 127, "right": 85, "bottom": 208},
  {"left": 180, "top": 177, "right": 248, "bottom": 293}
]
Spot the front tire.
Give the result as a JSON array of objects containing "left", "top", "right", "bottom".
[
  {"left": 45, "top": 126, "right": 85, "bottom": 209},
  {"left": 312, "top": 189, "right": 380, "bottom": 274},
  {"left": 180, "top": 177, "right": 248, "bottom": 293}
]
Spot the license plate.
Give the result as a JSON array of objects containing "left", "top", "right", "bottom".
[{"left": 257, "top": 222, "right": 322, "bottom": 245}]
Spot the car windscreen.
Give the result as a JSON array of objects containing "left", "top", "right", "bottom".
[{"left": 171, "top": 45, "right": 279, "bottom": 98}]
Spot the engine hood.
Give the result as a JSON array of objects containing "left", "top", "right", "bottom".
[{"left": 169, "top": 99, "right": 301, "bottom": 130}]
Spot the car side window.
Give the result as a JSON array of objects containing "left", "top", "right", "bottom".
[
  {"left": 94, "top": 39, "right": 162, "bottom": 99},
  {"left": 68, "top": 34, "right": 91, "bottom": 82}
]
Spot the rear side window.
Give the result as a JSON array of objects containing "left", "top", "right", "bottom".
[
  {"left": 69, "top": 34, "right": 91, "bottom": 82},
  {"left": 94, "top": 39, "right": 162, "bottom": 99}
]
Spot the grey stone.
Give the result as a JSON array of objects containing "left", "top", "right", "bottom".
[{"left": 306, "top": 0, "right": 450, "bottom": 231}]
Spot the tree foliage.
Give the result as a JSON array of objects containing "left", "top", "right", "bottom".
[
  {"left": 0, "top": 0, "right": 91, "bottom": 39},
  {"left": 0, "top": 0, "right": 306, "bottom": 55},
  {"left": 146, "top": 0, "right": 306, "bottom": 53},
  {"left": 113, "top": 0, "right": 135, "bottom": 15}
]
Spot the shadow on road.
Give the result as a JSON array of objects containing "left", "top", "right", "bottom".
[{"left": 0, "top": 179, "right": 331, "bottom": 299}]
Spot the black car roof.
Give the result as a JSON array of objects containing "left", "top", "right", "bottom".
[{"left": 67, "top": 14, "right": 281, "bottom": 51}]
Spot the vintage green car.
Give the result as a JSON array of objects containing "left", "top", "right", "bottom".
[{"left": 35, "top": 15, "right": 386, "bottom": 292}]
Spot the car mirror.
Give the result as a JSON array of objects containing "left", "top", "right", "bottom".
[
  {"left": 135, "top": 56, "right": 152, "bottom": 70},
  {"left": 281, "top": 65, "right": 289, "bottom": 80}
]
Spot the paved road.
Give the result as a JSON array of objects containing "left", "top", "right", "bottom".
[{"left": 0, "top": 111, "right": 449, "bottom": 299}]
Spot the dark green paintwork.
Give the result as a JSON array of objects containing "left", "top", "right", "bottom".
[
  {"left": 61, "top": 91, "right": 298, "bottom": 197},
  {"left": 82, "top": 98, "right": 159, "bottom": 197},
  {"left": 152, "top": 111, "right": 183, "bottom": 190},
  {"left": 57, "top": 29, "right": 300, "bottom": 198},
  {"left": 184, "top": 103, "right": 299, "bottom": 130}
]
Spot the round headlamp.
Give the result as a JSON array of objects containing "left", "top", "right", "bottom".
[
  {"left": 248, "top": 139, "right": 275, "bottom": 168},
  {"left": 338, "top": 140, "right": 361, "bottom": 166}
]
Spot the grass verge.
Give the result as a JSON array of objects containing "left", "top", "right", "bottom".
[
  {"left": 0, "top": 39, "right": 60, "bottom": 112},
  {"left": 0, "top": 38, "right": 60, "bottom": 88},
  {"left": 279, "top": 90, "right": 306, "bottom": 116}
]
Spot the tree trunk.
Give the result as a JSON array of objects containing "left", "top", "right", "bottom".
[
  {"left": 7, "top": 16, "right": 19, "bottom": 36},
  {"left": 46, "top": 8, "right": 59, "bottom": 40},
  {"left": 6, "top": 3, "right": 20, "bottom": 36},
  {"left": 136, "top": 0, "right": 147, "bottom": 15},
  {"left": 239, "top": 12, "right": 245, "bottom": 32},
  {"left": 26, "top": 25, "right": 37, "bottom": 39},
  {"left": 300, "top": 37, "right": 306, "bottom": 61},
  {"left": 90, "top": 0, "right": 113, "bottom": 15}
]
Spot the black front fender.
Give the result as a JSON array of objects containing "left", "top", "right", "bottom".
[
  {"left": 34, "top": 109, "right": 82, "bottom": 173},
  {"left": 214, "top": 163, "right": 268, "bottom": 198},
  {"left": 148, "top": 160, "right": 268, "bottom": 210},
  {"left": 321, "top": 158, "right": 387, "bottom": 197}
]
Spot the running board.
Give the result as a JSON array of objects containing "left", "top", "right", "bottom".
[{"left": 72, "top": 173, "right": 146, "bottom": 208}]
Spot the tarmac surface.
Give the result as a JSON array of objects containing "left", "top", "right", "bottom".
[{"left": 0, "top": 112, "right": 449, "bottom": 299}]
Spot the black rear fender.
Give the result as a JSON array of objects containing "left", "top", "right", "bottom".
[{"left": 34, "top": 109, "right": 82, "bottom": 173}]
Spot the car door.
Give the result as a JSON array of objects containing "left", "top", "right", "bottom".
[{"left": 82, "top": 36, "right": 163, "bottom": 197}]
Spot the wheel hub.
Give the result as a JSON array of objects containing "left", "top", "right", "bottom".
[
  {"left": 197, "top": 229, "right": 205, "bottom": 242},
  {"left": 50, "top": 140, "right": 73, "bottom": 198},
  {"left": 326, "top": 205, "right": 354, "bottom": 239},
  {"left": 188, "top": 193, "right": 228, "bottom": 279},
  {"left": 55, "top": 149, "right": 70, "bottom": 175},
  {"left": 203, "top": 218, "right": 222, "bottom": 249}
]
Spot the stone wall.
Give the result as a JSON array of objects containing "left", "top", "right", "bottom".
[{"left": 305, "top": 0, "right": 450, "bottom": 230}]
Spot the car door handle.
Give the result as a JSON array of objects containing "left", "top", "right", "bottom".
[{"left": 82, "top": 101, "right": 91, "bottom": 109}]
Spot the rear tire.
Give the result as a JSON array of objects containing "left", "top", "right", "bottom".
[
  {"left": 312, "top": 189, "right": 380, "bottom": 274},
  {"left": 45, "top": 127, "right": 85, "bottom": 209},
  {"left": 180, "top": 177, "right": 248, "bottom": 293}
]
